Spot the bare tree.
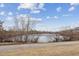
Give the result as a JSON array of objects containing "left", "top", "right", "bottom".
[
  {"left": 0, "top": 20, "right": 4, "bottom": 31},
  {"left": 30, "top": 34, "right": 40, "bottom": 43},
  {"left": 0, "top": 20, "right": 4, "bottom": 42},
  {"left": 13, "top": 14, "right": 40, "bottom": 43}
]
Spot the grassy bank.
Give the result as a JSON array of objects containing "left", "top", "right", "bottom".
[{"left": 0, "top": 41, "right": 79, "bottom": 56}]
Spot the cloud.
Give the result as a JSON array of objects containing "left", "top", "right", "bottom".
[
  {"left": 46, "top": 16, "right": 59, "bottom": 20},
  {"left": 35, "top": 24, "right": 59, "bottom": 31},
  {"left": 30, "top": 17, "right": 42, "bottom": 22},
  {"left": 56, "top": 7, "right": 62, "bottom": 12},
  {"left": 68, "top": 6, "right": 75, "bottom": 12},
  {"left": 18, "top": 3, "right": 45, "bottom": 14},
  {"left": 4, "top": 16, "right": 14, "bottom": 25},
  {"left": 70, "top": 21, "right": 79, "bottom": 28},
  {"left": 18, "top": 14, "right": 27, "bottom": 18},
  {"left": 17, "top": 14, "right": 42, "bottom": 22},
  {"left": 7, "top": 16, "right": 13, "bottom": 20},
  {"left": 3, "top": 16, "right": 14, "bottom": 30},
  {"left": 62, "top": 14, "right": 70, "bottom": 17},
  {"left": 68, "top": 3, "right": 79, "bottom": 12},
  {"left": 8, "top": 12, "right": 13, "bottom": 15},
  {"left": 0, "top": 11, "right": 5, "bottom": 15},
  {"left": 38, "top": 3, "right": 45, "bottom": 10},
  {"left": 46, "top": 16, "right": 50, "bottom": 19},
  {"left": 70, "top": 3, "right": 79, "bottom": 6},
  {"left": 53, "top": 16, "right": 59, "bottom": 19},
  {"left": 18, "top": 3, "right": 36, "bottom": 10},
  {"left": 0, "top": 3, "right": 4, "bottom": 7},
  {"left": 30, "top": 10, "right": 40, "bottom": 13}
]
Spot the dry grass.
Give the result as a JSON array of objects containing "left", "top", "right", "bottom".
[{"left": 0, "top": 41, "right": 79, "bottom": 56}]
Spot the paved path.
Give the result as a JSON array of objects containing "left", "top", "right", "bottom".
[{"left": 0, "top": 41, "right": 79, "bottom": 51}]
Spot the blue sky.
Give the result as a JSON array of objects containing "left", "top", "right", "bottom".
[{"left": 0, "top": 3, "right": 79, "bottom": 31}]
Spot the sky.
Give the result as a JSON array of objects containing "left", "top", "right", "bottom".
[{"left": 0, "top": 3, "right": 79, "bottom": 31}]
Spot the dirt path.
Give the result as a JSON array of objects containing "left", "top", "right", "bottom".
[{"left": 0, "top": 41, "right": 79, "bottom": 51}]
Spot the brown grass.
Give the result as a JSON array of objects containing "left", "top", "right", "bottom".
[{"left": 0, "top": 41, "right": 79, "bottom": 56}]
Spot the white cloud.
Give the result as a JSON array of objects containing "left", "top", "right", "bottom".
[
  {"left": 16, "top": 14, "right": 27, "bottom": 21},
  {"left": 18, "top": 3, "right": 45, "bottom": 10},
  {"left": 38, "top": 4, "right": 44, "bottom": 8},
  {"left": 18, "top": 3, "right": 45, "bottom": 14},
  {"left": 17, "top": 14, "right": 42, "bottom": 22},
  {"left": 8, "top": 12, "right": 13, "bottom": 15},
  {"left": 68, "top": 3, "right": 79, "bottom": 12},
  {"left": 53, "top": 16, "right": 59, "bottom": 19},
  {"left": 56, "top": 7, "right": 62, "bottom": 12},
  {"left": 30, "top": 17, "right": 42, "bottom": 22},
  {"left": 30, "top": 10, "right": 40, "bottom": 13},
  {"left": 18, "top": 14, "right": 27, "bottom": 17},
  {"left": 62, "top": 14, "right": 70, "bottom": 17},
  {"left": 70, "top": 22, "right": 79, "bottom": 28},
  {"left": 0, "top": 3, "right": 4, "bottom": 7},
  {"left": 38, "top": 3, "right": 45, "bottom": 10},
  {"left": 18, "top": 3, "right": 36, "bottom": 10},
  {"left": 35, "top": 24, "right": 58, "bottom": 31},
  {"left": 0, "top": 11, "right": 5, "bottom": 15},
  {"left": 3, "top": 16, "right": 14, "bottom": 30},
  {"left": 46, "top": 16, "right": 59, "bottom": 20},
  {"left": 70, "top": 3, "right": 79, "bottom": 6},
  {"left": 68, "top": 6, "right": 75, "bottom": 12},
  {"left": 46, "top": 16, "right": 50, "bottom": 19},
  {"left": 7, "top": 16, "right": 13, "bottom": 20}
]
